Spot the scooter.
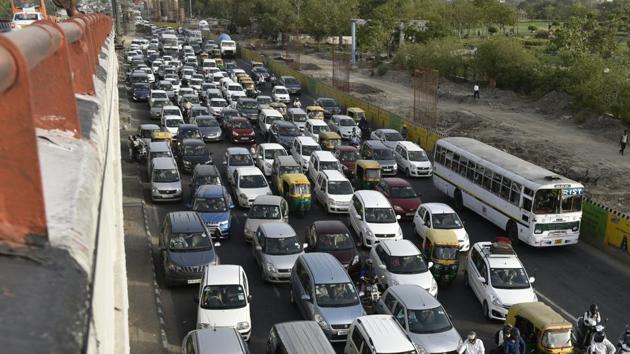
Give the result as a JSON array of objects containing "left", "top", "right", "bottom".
[{"left": 357, "top": 273, "right": 384, "bottom": 314}]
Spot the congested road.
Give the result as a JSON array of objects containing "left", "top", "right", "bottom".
[{"left": 121, "top": 53, "right": 630, "bottom": 353}]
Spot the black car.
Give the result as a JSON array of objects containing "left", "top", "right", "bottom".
[
  {"left": 190, "top": 164, "right": 222, "bottom": 195},
  {"left": 314, "top": 97, "right": 341, "bottom": 118},
  {"left": 305, "top": 220, "right": 360, "bottom": 278},
  {"left": 218, "top": 108, "right": 240, "bottom": 128},
  {"left": 178, "top": 139, "right": 212, "bottom": 173},
  {"left": 130, "top": 83, "right": 151, "bottom": 102},
  {"left": 236, "top": 98, "right": 259, "bottom": 121},
  {"left": 250, "top": 66, "right": 270, "bottom": 82},
  {"left": 174, "top": 124, "right": 202, "bottom": 153},
  {"left": 159, "top": 211, "right": 220, "bottom": 287},
  {"left": 268, "top": 121, "right": 300, "bottom": 150},
  {"left": 278, "top": 75, "right": 301, "bottom": 95}
]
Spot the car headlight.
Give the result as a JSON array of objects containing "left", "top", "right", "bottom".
[
  {"left": 327, "top": 198, "right": 336, "bottom": 206},
  {"left": 393, "top": 163, "right": 398, "bottom": 170},
  {"left": 351, "top": 255, "right": 359, "bottom": 265},
  {"left": 264, "top": 262, "right": 276, "bottom": 273},
  {"left": 236, "top": 321, "right": 250, "bottom": 330},
  {"left": 198, "top": 323, "right": 210, "bottom": 329},
  {"left": 239, "top": 193, "right": 247, "bottom": 200},
  {"left": 414, "top": 343, "right": 428, "bottom": 354},
  {"left": 167, "top": 261, "right": 183, "bottom": 271},
  {"left": 232, "top": 131, "right": 240, "bottom": 136},
  {"left": 183, "top": 160, "right": 191, "bottom": 166},
  {"left": 175, "top": 187, "right": 182, "bottom": 192},
  {"left": 314, "top": 314, "right": 329, "bottom": 330},
  {"left": 430, "top": 280, "right": 438, "bottom": 294},
  {"left": 152, "top": 187, "right": 158, "bottom": 193},
  {"left": 490, "top": 293, "right": 502, "bottom": 306},
  {"left": 393, "top": 205, "right": 403, "bottom": 212}
]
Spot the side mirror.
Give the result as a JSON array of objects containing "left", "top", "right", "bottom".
[
  {"left": 214, "top": 242, "right": 221, "bottom": 247},
  {"left": 396, "top": 214, "right": 402, "bottom": 220},
  {"left": 229, "top": 203, "right": 235, "bottom": 209},
  {"left": 356, "top": 214, "right": 362, "bottom": 220},
  {"left": 247, "top": 295, "right": 253, "bottom": 302},
  {"left": 255, "top": 245, "right": 263, "bottom": 251},
  {"left": 477, "top": 276, "right": 486, "bottom": 284},
  {"left": 529, "top": 277, "right": 536, "bottom": 284},
  {"left": 378, "top": 264, "right": 387, "bottom": 270},
  {"left": 302, "top": 243, "right": 309, "bottom": 249},
  {"left": 428, "top": 262, "right": 434, "bottom": 268},
  {"left": 300, "top": 294, "right": 311, "bottom": 302}
]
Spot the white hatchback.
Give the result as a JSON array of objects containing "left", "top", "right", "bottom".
[
  {"left": 313, "top": 170, "right": 354, "bottom": 214},
  {"left": 196, "top": 265, "right": 252, "bottom": 341},
  {"left": 253, "top": 143, "right": 288, "bottom": 177},
  {"left": 394, "top": 141, "right": 433, "bottom": 178},
  {"left": 348, "top": 190, "right": 403, "bottom": 248},
  {"left": 271, "top": 85, "right": 291, "bottom": 103},
  {"left": 231, "top": 167, "right": 272, "bottom": 208}
]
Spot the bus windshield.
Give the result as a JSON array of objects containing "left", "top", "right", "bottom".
[{"left": 533, "top": 188, "right": 583, "bottom": 214}]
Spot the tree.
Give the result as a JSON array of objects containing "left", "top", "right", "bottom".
[
  {"left": 483, "top": 2, "right": 518, "bottom": 33},
  {"left": 475, "top": 37, "right": 539, "bottom": 90},
  {"left": 0, "top": 0, "right": 11, "bottom": 19},
  {"left": 447, "top": 0, "right": 482, "bottom": 38}
]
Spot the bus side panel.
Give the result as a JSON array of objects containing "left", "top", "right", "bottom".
[{"left": 432, "top": 170, "right": 454, "bottom": 198}]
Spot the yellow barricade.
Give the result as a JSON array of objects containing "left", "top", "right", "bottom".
[{"left": 605, "top": 214, "right": 630, "bottom": 254}]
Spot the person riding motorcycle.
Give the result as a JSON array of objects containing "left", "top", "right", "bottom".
[
  {"left": 579, "top": 304, "right": 604, "bottom": 348},
  {"left": 458, "top": 331, "right": 485, "bottom": 354},
  {"left": 293, "top": 97, "right": 302, "bottom": 109},
  {"left": 350, "top": 127, "right": 361, "bottom": 147},
  {"left": 358, "top": 116, "right": 369, "bottom": 140},
  {"left": 585, "top": 304, "right": 603, "bottom": 325},
  {"left": 589, "top": 330, "right": 616, "bottom": 354},
  {"left": 128, "top": 135, "right": 141, "bottom": 161}
]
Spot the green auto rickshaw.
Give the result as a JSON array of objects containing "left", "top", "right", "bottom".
[
  {"left": 352, "top": 160, "right": 381, "bottom": 190},
  {"left": 421, "top": 231, "right": 459, "bottom": 284},
  {"left": 278, "top": 173, "right": 311, "bottom": 215}
]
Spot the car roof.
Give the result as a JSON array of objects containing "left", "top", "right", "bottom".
[
  {"left": 164, "top": 115, "right": 183, "bottom": 120},
  {"left": 168, "top": 211, "right": 204, "bottom": 233},
  {"left": 235, "top": 166, "right": 263, "bottom": 176},
  {"left": 261, "top": 108, "right": 283, "bottom": 117},
  {"left": 179, "top": 124, "right": 198, "bottom": 130},
  {"left": 332, "top": 114, "right": 353, "bottom": 121},
  {"left": 163, "top": 105, "right": 179, "bottom": 110},
  {"left": 238, "top": 97, "right": 256, "bottom": 103},
  {"left": 356, "top": 315, "right": 415, "bottom": 352},
  {"left": 381, "top": 177, "right": 412, "bottom": 188},
  {"left": 300, "top": 253, "right": 349, "bottom": 284},
  {"left": 149, "top": 141, "right": 170, "bottom": 151},
  {"left": 296, "top": 136, "right": 318, "bottom": 146},
  {"left": 474, "top": 242, "right": 523, "bottom": 269},
  {"left": 194, "top": 328, "right": 246, "bottom": 354},
  {"left": 151, "top": 89, "right": 166, "bottom": 94},
  {"left": 195, "top": 184, "right": 225, "bottom": 198},
  {"left": 287, "top": 108, "right": 306, "bottom": 114},
  {"left": 307, "top": 119, "right": 327, "bottom": 126},
  {"left": 227, "top": 147, "right": 250, "bottom": 155},
  {"left": 313, "top": 220, "right": 350, "bottom": 235},
  {"left": 375, "top": 128, "right": 398, "bottom": 133},
  {"left": 336, "top": 145, "right": 357, "bottom": 152},
  {"left": 260, "top": 222, "right": 296, "bottom": 238},
  {"left": 355, "top": 190, "right": 390, "bottom": 207},
  {"left": 380, "top": 239, "right": 420, "bottom": 257},
  {"left": 182, "top": 138, "right": 206, "bottom": 146},
  {"left": 152, "top": 157, "right": 177, "bottom": 169},
  {"left": 397, "top": 141, "right": 424, "bottom": 151},
  {"left": 140, "top": 123, "right": 160, "bottom": 130},
  {"left": 275, "top": 155, "right": 299, "bottom": 166},
  {"left": 363, "top": 140, "right": 388, "bottom": 149},
  {"left": 388, "top": 284, "right": 440, "bottom": 310},
  {"left": 193, "top": 164, "right": 219, "bottom": 176},
  {"left": 312, "top": 150, "right": 336, "bottom": 161},
  {"left": 273, "top": 321, "right": 336, "bottom": 354},
  {"left": 273, "top": 85, "right": 288, "bottom": 90},
  {"left": 273, "top": 120, "right": 296, "bottom": 128},
  {"left": 253, "top": 195, "right": 284, "bottom": 205},
  {"left": 422, "top": 202, "right": 456, "bottom": 214},
  {"left": 203, "top": 264, "right": 244, "bottom": 286},
  {"left": 259, "top": 143, "right": 285, "bottom": 150},
  {"left": 321, "top": 170, "right": 347, "bottom": 181}
]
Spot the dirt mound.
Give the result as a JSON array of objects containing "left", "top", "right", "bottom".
[
  {"left": 533, "top": 90, "right": 573, "bottom": 116},
  {"left": 300, "top": 63, "right": 321, "bottom": 71},
  {"left": 350, "top": 83, "right": 382, "bottom": 94}
]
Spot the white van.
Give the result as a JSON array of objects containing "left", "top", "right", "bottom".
[
  {"left": 220, "top": 40, "right": 237, "bottom": 57},
  {"left": 313, "top": 170, "right": 354, "bottom": 213},
  {"left": 304, "top": 119, "right": 331, "bottom": 143},
  {"left": 307, "top": 150, "right": 341, "bottom": 182},
  {"left": 394, "top": 141, "right": 433, "bottom": 177},
  {"left": 345, "top": 315, "right": 420, "bottom": 354},
  {"left": 290, "top": 136, "right": 321, "bottom": 172}
]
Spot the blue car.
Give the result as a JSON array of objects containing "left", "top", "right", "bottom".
[{"left": 191, "top": 185, "right": 234, "bottom": 239}]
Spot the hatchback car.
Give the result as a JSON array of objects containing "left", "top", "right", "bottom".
[
  {"left": 413, "top": 203, "right": 470, "bottom": 252},
  {"left": 291, "top": 136, "right": 321, "bottom": 172},
  {"left": 305, "top": 221, "right": 360, "bottom": 274},
  {"left": 313, "top": 170, "right": 354, "bottom": 214},
  {"left": 369, "top": 240, "right": 438, "bottom": 297},
  {"left": 335, "top": 146, "right": 360, "bottom": 177},
  {"left": 191, "top": 115, "right": 222, "bottom": 142},
  {"left": 313, "top": 97, "right": 340, "bottom": 118},
  {"left": 181, "top": 328, "right": 249, "bottom": 354},
  {"left": 370, "top": 128, "right": 405, "bottom": 149},
  {"left": 345, "top": 315, "right": 420, "bottom": 354},
  {"left": 243, "top": 195, "right": 289, "bottom": 242},
  {"left": 277, "top": 76, "right": 301, "bottom": 95},
  {"left": 307, "top": 150, "right": 342, "bottom": 182},
  {"left": 348, "top": 190, "right": 403, "bottom": 248},
  {"left": 394, "top": 141, "right": 433, "bottom": 178},
  {"left": 159, "top": 211, "right": 220, "bottom": 286},
  {"left": 225, "top": 117, "right": 255, "bottom": 144},
  {"left": 253, "top": 223, "right": 305, "bottom": 283},
  {"left": 208, "top": 98, "right": 228, "bottom": 116},
  {"left": 236, "top": 97, "right": 259, "bottom": 121},
  {"left": 286, "top": 108, "right": 308, "bottom": 132},
  {"left": 375, "top": 285, "right": 462, "bottom": 353},
  {"left": 191, "top": 185, "right": 234, "bottom": 239},
  {"left": 223, "top": 147, "right": 255, "bottom": 185},
  {"left": 196, "top": 265, "right": 252, "bottom": 340},
  {"left": 190, "top": 164, "right": 222, "bottom": 196},
  {"left": 151, "top": 157, "right": 182, "bottom": 202},
  {"left": 375, "top": 178, "right": 422, "bottom": 220},
  {"left": 231, "top": 167, "right": 272, "bottom": 208},
  {"left": 304, "top": 119, "right": 331, "bottom": 143},
  {"left": 268, "top": 121, "right": 300, "bottom": 150},
  {"left": 271, "top": 85, "right": 291, "bottom": 103},
  {"left": 360, "top": 140, "right": 397, "bottom": 176},
  {"left": 253, "top": 143, "right": 288, "bottom": 177},
  {"left": 329, "top": 115, "right": 360, "bottom": 139},
  {"left": 130, "top": 82, "right": 151, "bottom": 102},
  {"left": 178, "top": 139, "right": 212, "bottom": 173},
  {"left": 163, "top": 115, "right": 185, "bottom": 136}
]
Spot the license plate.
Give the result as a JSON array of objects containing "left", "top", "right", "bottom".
[
  {"left": 161, "top": 194, "right": 173, "bottom": 198},
  {"left": 240, "top": 137, "right": 249, "bottom": 141},
  {"left": 337, "top": 330, "right": 348, "bottom": 336},
  {"left": 406, "top": 212, "right": 414, "bottom": 216},
  {"left": 555, "top": 239, "right": 562, "bottom": 244},
  {"left": 187, "top": 279, "right": 201, "bottom": 284}
]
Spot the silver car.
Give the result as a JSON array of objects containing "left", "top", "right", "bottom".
[
  {"left": 375, "top": 285, "right": 462, "bottom": 353},
  {"left": 150, "top": 157, "right": 182, "bottom": 202},
  {"left": 252, "top": 223, "right": 305, "bottom": 283},
  {"left": 223, "top": 147, "right": 255, "bottom": 185},
  {"left": 243, "top": 196, "right": 289, "bottom": 242}
]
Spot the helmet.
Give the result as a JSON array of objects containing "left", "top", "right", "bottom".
[
  {"left": 593, "top": 331, "right": 605, "bottom": 343},
  {"left": 590, "top": 304, "right": 598, "bottom": 314}
]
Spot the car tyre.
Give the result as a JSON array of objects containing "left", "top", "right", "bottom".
[
  {"left": 463, "top": 271, "right": 469, "bottom": 288},
  {"left": 406, "top": 168, "right": 411, "bottom": 178},
  {"left": 483, "top": 301, "right": 491, "bottom": 320}
]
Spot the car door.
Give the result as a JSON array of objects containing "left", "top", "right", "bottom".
[
  {"left": 375, "top": 290, "right": 398, "bottom": 315},
  {"left": 253, "top": 229, "right": 264, "bottom": 264},
  {"left": 415, "top": 207, "right": 430, "bottom": 239},
  {"left": 349, "top": 196, "right": 361, "bottom": 235},
  {"left": 295, "top": 263, "right": 314, "bottom": 319},
  {"left": 308, "top": 155, "right": 318, "bottom": 182},
  {"left": 370, "top": 244, "right": 389, "bottom": 281},
  {"left": 392, "top": 302, "right": 408, "bottom": 332},
  {"left": 469, "top": 249, "right": 488, "bottom": 302},
  {"left": 255, "top": 146, "right": 264, "bottom": 171}
]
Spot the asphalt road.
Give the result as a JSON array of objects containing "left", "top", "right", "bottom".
[{"left": 122, "top": 56, "right": 630, "bottom": 354}]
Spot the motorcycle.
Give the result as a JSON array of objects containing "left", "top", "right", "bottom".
[
  {"left": 574, "top": 316, "right": 606, "bottom": 352},
  {"left": 357, "top": 273, "right": 384, "bottom": 314},
  {"left": 618, "top": 326, "right": 630, "bottom": 354}
]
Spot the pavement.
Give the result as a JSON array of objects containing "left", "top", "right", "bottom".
[{"left": 121, "top": 57, "right": 630, "bottom": 354}]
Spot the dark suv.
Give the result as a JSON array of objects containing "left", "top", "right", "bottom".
[
  {"left": 360, "top": 140, "right": 398, "bottom": 176},
  {"left": 159, "top": 211, "right": 220, "bottom": 287},
  {"left": 305, "top": 220, "right": 360, "bottom": 278}
]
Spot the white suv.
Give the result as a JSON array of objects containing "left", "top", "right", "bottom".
[
  {"left": 394, "top": 141, "right": 433, "bottom": 178},
  {"left": 196, "top": 265, "right": 252, "bottom": 341},
  {"left": 369, "top": 240, "right": 438, "bottom": 297},
  {"left": 313, "top": 170, "right": 354, "bottom": 214},
  {"left": 465, "top": 241, "right": 537, "bottom": 320},
  {"left": 345, "top": 315, "right": 420, "bottom": 354},
  {"left": 348, "top": 190, "right": 403, "bottom": 248}
]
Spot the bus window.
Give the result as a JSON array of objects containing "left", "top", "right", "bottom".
[
  {"left": 522, "top": 196, "right": 532, "bottom": 211},
  {"left": 482, "top": 169, "right": 493, "bottom": 190},
  {"left": 533, "top": 189, "right": 561, "bottom": 214},
  {"left": 467, "top": 162, "right": 476, "bottom": 180},
  {"left": 491, "top": 173, "right": 502, "bottom": 195},
  {"left": 509, "top": 182, "right": 521, "bottom": 205},
  {"left": 474, "top": 166, "right": 484, "bottom": 185},
  {"left": 452, "top": 154, "right": 461, "bottom": 172},
  {"left": 459, "top": 157, "right": 468, "bottom": 176},
  {"left": 500, "top": 177, "right": 511, "bottom": 200}
]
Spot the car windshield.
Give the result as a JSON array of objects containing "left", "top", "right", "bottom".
[
  {"left": 229, "top": 154, "right": 253, "bottom": 166},
  {"left": 222, "top": 110, "right": 239, "bottom": 119},
  {"left": 196, "top": 118, "right": 219, "bottom": 127},
  {"left": 328, "top": 180, "right": 353, "bottom": 195},
  {"left": 311, "top": 125, "right": 330, "bottom": 135},
  {"left": 278, "top": 126, "right": 300, "bottom": 136},
  {"left": 315, "top": 283, "right": 359, "bottom": 307},
  {"left": 275, "top": 88, "right": 288, "bottom": 95},
  {"left": 338, "top": 150, "right": 359, "bottom": 161},
  {"left": 543, "top": 330, "right": 572, "bottom": 349},
  {"left": 193, "top": 196, "right": 227, "bottom": 212},
  {"left": 373, "top": 149, "right": 394, "bottom": 160},
  {"left": 164, "top": 109, "right": 180, "bottom": 116},
  {"left": 229, "top": 85, "right": 242, "bottom": 91},
  {"left": 317, "top": 233, "right": 354, "bottom": 250},
  {"left": 257, "top": 97, "right": 272, "bottom": 104},
  {"left": 264, "top": 236, "right": 302, "bottom": 255},
  {"left": 239, "top": 100, "right": 257, "bottom": 109},
  {"left": 191, "top": 79, "right": 202, "bottom": 86},
  {"left": 432, "top": 213, "right": 463, "bottom": 229},
  {"left": 200, "top": 285, "right": 246, "bottom": 310},
  {"left": 134, "top": 83, "right": 150, "bottom": 90},
  {"left": 365, "top": 169, "right": 381, "bottom": 179},
  {"left": 388, "top": 254, "right": 428, "bottom": 274},
  {"left": 254, "top": 67, "right": 268, "bottom": 74},
  {"left": 533, "top": 188, "right": 583, "bottom": 214},
  {"left": 301, "top": 145, "right": 320, "bottom": 157},
  {"left": 407, "top": 306, "right": 453, "bottom": 334},
  {"left": 249, "top": 204, "right": 281, "bottom": 219},
  {"left": 264, "top": 149, "right": 287, "bottom": 160},
  {"left": 152, "top": 92, "right": 168, "bottom": 99},
  {"left": 318, "top": 99, "right": 336, "bottom": 108},
  {"left": 265, "top": 116, "right": 282, "bottom": 124},
  {"left": 151, "top": 151, "right": 171, "bottom": 159},
  {"left": 196, "top": 175, "right": 221, "bottom": 186},
  {"left": 408, "top": 150, "right": 428, "bottom": 162},
  {"left": 365, "top": 207, "right": 396, "bottom": 223},
  {"left": 168, "top": 231, "right": 211, "bottom": 251},
  {"left": 384, "top": 132, "right": 403, "bottom": 141},
  {"left": 338, "top": 119, "right": 355, "bottom": 127},
  {"left": 230, "top": 119, "right": 251, "bottom": 129},
  {"left": 284, "top": 77, "right": 299, "bottom": 85},
  {"left": 153, "top": 169, "right": 179, "bottom": 183},
  {"left": 184, "top": 145, "right": 208, "bottom": 156},
  {"left": 291, "top": 114, "right": 307, "bottom": 122},
  {"left": 320, "top": 161, "right": 339, "bottom": 171},
  {"left": 181, "top": 129, "right": 201, "bottom": 139},
  {"left": 161, "top": 82, "right": 173, "bottom": 90},
  {"left": 280, "top": 166, "right": 301, "bottom": 175},
  {"left": 211, "top": 100, "right": 227, "bottom": 107},
  {"left": 239, "top": 174, "right": 268, "bottom": 188},
  {"left": 15, "top": 13, "right": 40, "bottom": 21},
  {"left": 433, "top": 246, "right": 458, "bottom": 260},
  {"left": 390, "top": 186, "right": 417, "bottom": 199},
  {"left": 490, "top": 268, "right": 530, "bottom": 289}
]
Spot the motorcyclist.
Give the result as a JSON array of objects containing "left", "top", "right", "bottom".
[
  {"left": 618, "top": 326, "right": 630, "bottom": 352},
  {"left": 589, "top": 331, "right": 616, "bottom": 354},
  {"left": 494, "top": 324, "right": 513, "bottom": 354},
  {"left": 358, "top": 116, "right": 369, "bottom": 140},
  {"left": 585, "top": 304, "right": 603, "bottom": 325},
  {"left": 580, "top": 304, "right": 604, "bottom": 347},
  {"left": 128, "top": 135, "right": 140, "bottom": 161},
  {"left": 350, "top": 127, "right": 361, "bottom": 146},
  {"left": 458, "top": 331, "right": 485, "bottom": 354}
]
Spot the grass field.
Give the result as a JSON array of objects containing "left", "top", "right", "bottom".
[{"left": 516, "top": 20, "right": 555, "bottom": 34}]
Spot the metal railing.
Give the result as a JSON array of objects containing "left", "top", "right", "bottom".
[{"left": 0, "top": 14, "right": 112, "bottom": 245}]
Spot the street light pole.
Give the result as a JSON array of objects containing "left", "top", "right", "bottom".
[
  {"left": 189, "top": 0, "right": 192, "bottom": 22},
  {"left": 350, "top": 19, "right": 366, "bottom": 66}
]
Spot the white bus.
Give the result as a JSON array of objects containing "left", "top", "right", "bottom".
[{"left": 432, "top": 137, "right": 584, "bottom": 247}]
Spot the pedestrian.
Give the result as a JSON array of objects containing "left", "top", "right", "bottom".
[
  {"left": 459, "top": 331, "right": 485, "bottom": 354},
  {"left": 401, "top": 125, "right": 409, "bottom": 140},
  {"left": 620, "top": 129, "right": 628, "bottom": 156},
  {"left": 503, "top": 328, "right": 526, "bottom": 354},
  {"left": 495, "top": 324, "right": 513, "bottom": 352},
  {"left": 473, "top": 84, "right": 480, "bottom": 99}
]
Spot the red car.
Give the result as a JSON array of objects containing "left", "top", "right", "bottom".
[
  {"left": 225, "top": 117, "right": 256, "bottom": 144},
  {"left": 375, "top": 178, "right": 422, "bottom": 219},
  {"left": 335, "top": 145, "right": 359, "bottom": 177}
]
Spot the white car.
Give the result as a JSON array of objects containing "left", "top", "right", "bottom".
[
  {"left": 369, "top": 240, "right": 438, "bottom": 297},
  {"left": 465, "top": 241, "right": 537, "bottom": 320},
  {"left": 290, "top": 136, "right": 321, "bottom": 172},
  {"left": 271, "top": 85, "right": 291, "bottom": 103},
  {"left": 151, "top": 60, "right": 163, "bottom": 74},
  {"left": 196, "top": 265, "right": 252, "bottom": 341},
  {"left": 208, "top": 98, "right": 228, "bottom": 116},
  {"left": 413, "top": 203, "right": 470, "bottom": 252},
  {"left": 370, "top": 128, "right": 404, "bottom": 150},
  {"left": 348, "top": 190, "right": 403, "bottom": 248},
  {"left": 160, "top": 105, "right": 183, "bottom": 121},
  {"left": 223, "top": 147, "right": 255, "bottom": 185},
  {"left": 307, "top": 150, "right": 342, "bottom": 183},
  {"left": 258, "top": 109, "right": 284, "bottom": 137},
  {"left": 230, "top": 68, "right": 247, "bottom": 81},
  {"left": 181, "top": 67, "right": 195, "bottom": 81},
  {"left": 162, "top": 115, "right": 184, "bottom": 136},
  {"left": 231, "top": 167, "right": 272, "bottom": 208},
  {"left": 225, "top": 83, "right": 246, "bottom": 103},
  {"left": 253, "top": 143, "right": 288, "bottom": 177},
  {"left": 329, "top": 115, "right": 360, "bottom": 139},
  {"left": 243, "top": 195, "right": 289, "bottom": 242},
  {"left": 140, "top": 66, "right": 155, "bottom": 83},
  {"left": 149, "top": 90, "right": 168, "bottom": 106},
  {"left": 394, "top": 141, "right": 433, "bottom": 177},
  {"left": 313, "top": 170, "right": 354, "bottom": 214},
  {"left": 304, "top": 119, "right": 331, "bottom": 143}
]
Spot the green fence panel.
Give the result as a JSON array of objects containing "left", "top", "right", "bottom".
[{"left": 580, "top": 200, "right": 609, "bottom": 247}]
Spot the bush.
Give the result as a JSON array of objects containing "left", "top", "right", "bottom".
[
  {"left": 375, "top": 63, "right": 388, "bottom": 76},
  {"left": 488, "top": 26, "right": 498, "bottom": 35},
  {"left": 528, "top": 25, "right": 538, "bottom": 32},
  {"left": 475, "top": 38, "right": 539, "bottom": 91},
  {"left": 393, "top": 38, "right": 466, "bottom": 78},
  {"left": 534, "top": 30, "right": 549, "bottom": 39}
]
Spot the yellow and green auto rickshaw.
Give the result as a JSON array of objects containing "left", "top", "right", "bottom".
[
  {"left": 306, "top": 105, "right": 325, "bottom": 120},
  {"left": 319, "top": 131, "right": 342, "bottom": 151},
  {"left": 251, "top": 60, "right": 263, "bottom": 69},
  {"left": 272, "top": 156, "right": 303, "bottom": 192},
  {"left": 151, "top": 131, "right": 173, "bottom": 144},
  {"left": 505, "top": 302, "right": 573, "bottom": 354},
  {"left": 421, "top": 232, "right": 459, "bottom": 284},
  {"left": 242, "top": 80, "right": 258, "bottom": 98},
  {"left": 269, "top": 102, "right": 288, "bottom": 117},
  {"left": 236, "top": 73, "right": 251, "bottom": 84},
  {"left": 215, "top": 57, "right": 224, "bottom": 69},
  {"left": 352, "top": 160, "right": 381, "bottom": 190},
  {"left": 200, "top": 52, "right": 209, "bottom": 61},
  {"left": 347, "top": 107, "right": 366, "bottom": 122},
  {"left": 279, "top": 173, "right": 311, "bottom": 215}
]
